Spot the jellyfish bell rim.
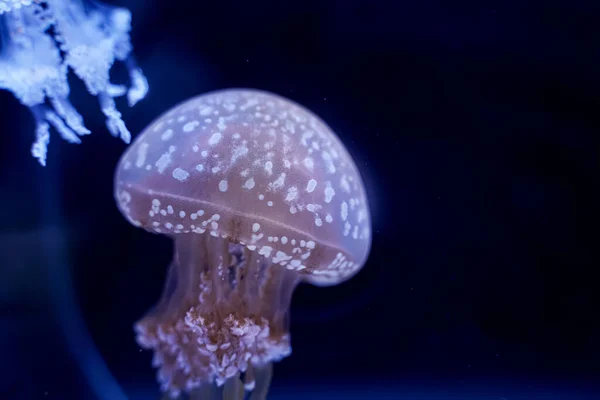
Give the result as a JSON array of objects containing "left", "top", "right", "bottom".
[{"left": 114, "top": 180, "right": 371, "bottom": 287}]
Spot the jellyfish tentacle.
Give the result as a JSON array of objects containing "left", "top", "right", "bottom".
[
  {"left": 106, "top": 82, "right": 128, "bottom": 98},
  {"left": 98, "top": 92, "right": 131, "bottom": 143},
  {"left": 30, "top": 103, "right": 81, "bottom": 143},
  {"left": 30, "top": 116, "right": 50, "bottom": 166},
  {"left": 248, "top": 364, "right": 273, "bottom": 400},
  {"left": 189, "top": 383, "right": 218, "bottom": 400},
  {"left": 28, "top": 99, "right": 95, "bottom": 165},
  {"left": 147, "top": 260, "right": 179, "bottom": 319},
  {"left": 135, "top": 234, "right": 294, "bottom": 398},
  {"left": 124, "top": 55, "right": 148, "bottom": 107},
  {"left": 243, "top": 364, "right": 256, "bottom": 391},
  {"left": 222, "top": 374, "right": 245, "bottom": 400},
  {"left": 49, "top": 96, "right": 91, "bottom": 136},
  {"left": 0, "top": 0, "right": 147, "bottom": 164}
]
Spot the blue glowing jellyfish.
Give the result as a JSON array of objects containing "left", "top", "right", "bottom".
[
  {"left": 114, "top": 89, "right": 372, "bottom": 399},
  {"left": 0, "top": 0, "right": 148, "bottom": 165}
]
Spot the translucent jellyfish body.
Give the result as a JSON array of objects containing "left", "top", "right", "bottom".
[
  {"left": 0, "top": 0, "right": 148, "bottom": 165},
  {"left": 115, "top": 89, "right": 371, "bottom": 399}
]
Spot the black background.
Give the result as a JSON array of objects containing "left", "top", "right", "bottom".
[{"left": 1, "top": 0, "right": 599, "bottom": 399}]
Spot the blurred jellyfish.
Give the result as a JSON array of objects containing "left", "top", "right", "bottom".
[
  {"left": 114, "top": 89, "right": 372, "bottom": 399},
  {"left": 0, "top": 0, "right": 148, "bottom": 166}
]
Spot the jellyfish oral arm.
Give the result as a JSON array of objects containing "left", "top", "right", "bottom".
[
  {"left": 134, "top": 233, "right": 299, "bottom": 399},
  {"left": 0, "top": 0, "right": 148, "bottom": 165}
]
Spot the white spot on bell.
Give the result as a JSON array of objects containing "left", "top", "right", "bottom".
[
  {"left": 219, "top": 180, "right": 228, "bottom": 192},
  {"left": 325, "top": 186, "right": 335, "bottom": 203},
  {"left": 264, "top": 161, "right": 273, "bottom": 175},
  {"left": 243, "top": 178, "right": 255, "bottom": 190},
  {"left": 341, "top": 201, "right": 348, "bottom": 221},
  {"left": 183, "top": 121, "right": 200, "bottom": 132},
  {"left": 172, "top": 168, "right": 190, "bottom": 182},
  {"left": 285, "top": 186, "right": 298, "bottom": 202},
  {"left": 303, "top": 157, "right": 314, "bottom": 170},
  {"left": 160, "top": 129, "right": 174, "bottom": 141},
  {"left": 208, "top": 132, "right": 222, "bottom": 146},
  {"left": 135, "top": 142, "right": 149, "bottom": 167}
]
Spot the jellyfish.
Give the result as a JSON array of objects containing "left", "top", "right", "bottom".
[
  {"left": 0, "top": 0, "right": 148, "bottom": 166},
  {"left": 114, "top": 89, "right": 372, "bottom": 399}
]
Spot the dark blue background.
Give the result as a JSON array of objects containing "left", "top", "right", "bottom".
[{"left": 1, "top": 0, "right": 599, "bottom": 399}]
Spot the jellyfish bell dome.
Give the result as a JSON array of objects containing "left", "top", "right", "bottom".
[{"left": 114, "top": 89, "right": 371, "bottom": 397}]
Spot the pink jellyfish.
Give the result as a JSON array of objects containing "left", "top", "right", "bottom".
[{"left": 114, "top": 89, "right": 371, "bottom": 399}]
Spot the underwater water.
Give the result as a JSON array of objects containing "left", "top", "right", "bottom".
[{"left": 1, "top": 0, "right": 600, "bottom": 399}]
